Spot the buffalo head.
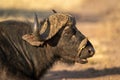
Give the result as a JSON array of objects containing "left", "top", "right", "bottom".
[{"left": 22, "top": 12, "right": 95, "bottom": 64}]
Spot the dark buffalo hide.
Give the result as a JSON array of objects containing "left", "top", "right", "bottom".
[{"left": 0, "top": 13, "right": 95, "bottom": 80}]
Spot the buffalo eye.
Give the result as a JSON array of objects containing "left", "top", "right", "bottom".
[{"left": 63, "top": 28, "right": 73, "bottom": 40}]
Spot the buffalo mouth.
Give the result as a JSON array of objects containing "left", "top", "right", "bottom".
[
  {"left": 79, "top": 58, "right": 88, "bottom": 64},
  {"left": 76, "top": 58, "right": 88, "bottom": 64}
]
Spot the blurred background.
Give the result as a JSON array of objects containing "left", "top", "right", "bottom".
[{"left": 0, "top": 0, "right": 120, "bottom": 80}]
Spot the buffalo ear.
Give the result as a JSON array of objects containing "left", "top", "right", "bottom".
[
  {"left": 22, "top": 34, "right": 44, "bottom": 46},
  {"left": 22, "top": 13, "right": 44, "bottom": 47}
]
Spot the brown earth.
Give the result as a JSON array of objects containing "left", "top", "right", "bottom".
[{"left": 0, "top": 0, "right": 120, "bottom": 80}]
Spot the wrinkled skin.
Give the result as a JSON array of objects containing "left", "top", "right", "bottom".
[{"left": 0, "top": 13, "right": 95, "bottom": 80}]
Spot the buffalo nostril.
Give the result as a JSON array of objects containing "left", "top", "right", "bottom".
[
  {"left": 88, "top": 49, "right": 91, "bottom": 53},
  {"left": 88, "top": 48, "right": 94, "bottom": 56}
]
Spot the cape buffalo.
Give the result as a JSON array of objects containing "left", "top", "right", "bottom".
[{"left": 0, "top": 12, "right": 95, "bottom": 80}]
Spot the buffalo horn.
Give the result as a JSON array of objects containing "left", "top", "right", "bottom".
[
  {"left": 52, "top": 9, "right": 57, "bottom": 13},
  {"left": 33, "top": 13, "right": 40, "bottom": 36}
]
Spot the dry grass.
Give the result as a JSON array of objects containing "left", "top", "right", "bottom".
[{"left": 0, "top": 0, "right": 84, "bottom": 12}]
